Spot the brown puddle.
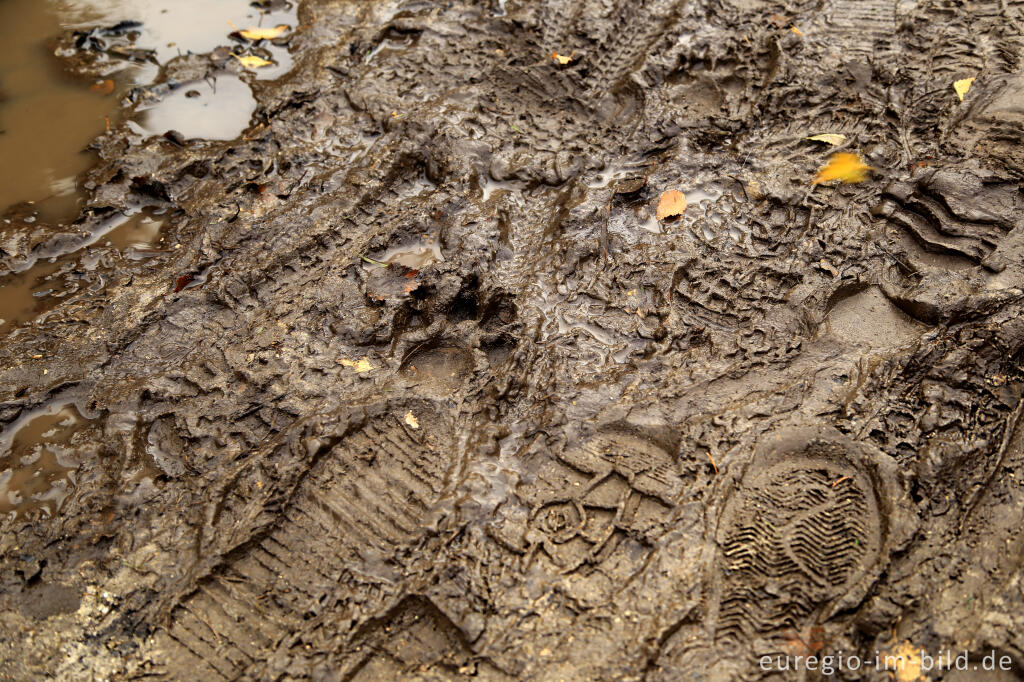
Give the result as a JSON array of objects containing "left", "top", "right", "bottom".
[
  {"left": 0, "top": 0, "right": 129, "bottom": 225},
  {"left": 376, "top": 237, "right": 444, "bottom": 268},
  {"left": 0, "top": 259, "right": 67, "bottom": 333},
  {"left": 0, "top": 0, "right": 296, "bottom": 223},
  {"left": 0, "top": 0, "right": 300, "bottom": 333},
  {"left": 0, "top": 209, "right": 168, "bottom": 333},
  {"left": 60, "top": 0, "right": 296, "bottom": 74},
  {"left": 0, "top": 400, "right": 97, "bottom": 518}
]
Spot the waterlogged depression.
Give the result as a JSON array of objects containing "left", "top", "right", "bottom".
[{"left": 0, "top": 0, "right": 297, "bottom": 336}]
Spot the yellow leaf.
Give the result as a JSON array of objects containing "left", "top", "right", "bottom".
[
  {"left": 404, "top": 411, "right": 420, "bottom": 429},
  {"left": 885, "top": 642, "right": 924, "bottom": 682},
  {"left": 806, "top": 133, "right": 847, "bottom": 146},
  {"left": 790, "top": 25, "right": 803, "bottom": 36},
  {"left": 552, "top": 51, "right": 574, "bottom": 65},
  {"left": 338, "top": 357, "right": 374, "bottom": 373},
  {"left": 812, "top": 152, "right": 872, "bottom": 185},
  {"left": 233, "top": 54, "right": 274, "bottom": 68},
  {"left": 239, "top": 24, "right": 289, "bottom": 40},
  {"left": 954, "top": 76, "right": 975, "bottom": 101},
  {"left": 656, "top": 189, "right": 687, "bottom": 220}
]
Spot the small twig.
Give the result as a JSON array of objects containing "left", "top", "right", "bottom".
[{"left": 706, "top": 450, "right": 718, "bottom": 474}]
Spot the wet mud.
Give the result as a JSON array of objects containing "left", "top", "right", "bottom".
[{"left": 3, "top": 0, "right": 1024, "bottom": 680}]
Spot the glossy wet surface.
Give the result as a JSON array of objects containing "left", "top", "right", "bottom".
[
  {"left": 0, "top": 400, "right": 94, "bottom": 518},
  {"left": 132, "top": 73, "right": 256, "bottom": 140},
  {"left": 0, "top": 209, "right": 167, "bottom": 333},
  {"left": 3, "top": 0, "right": 1024, "bottom": 679},
  {"left": 0, "top": 0, "right": 295, "bottom": 334},
  {"left": 0, "top": 0, "right": 122, "bottom": 224}
]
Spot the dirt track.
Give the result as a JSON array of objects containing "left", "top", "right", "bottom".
[{"left": 3, "top": 0, "right": 1024, "bottom": 679}]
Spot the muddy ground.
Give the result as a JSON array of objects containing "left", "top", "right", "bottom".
[{"left": 3, "top": 0, "right": 1024, "bottom": 679}]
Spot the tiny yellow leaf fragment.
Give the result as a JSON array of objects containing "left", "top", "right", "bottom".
[
  {"left": 404, "top": 411, "right": 420, "bottom": 429},
  {"left": 806, "top": 133, "right": 847, "bottom": 146},
  {"left": 552, "top": 51, "right": 575, "bottom": 65},
  {"left": 812, "top": 152, "right": 872, "bottom": 185},
  {"left": 656, "top": 189, "right": 687, "bottom": 220},
  {"left": 234, "top": 54, "right": 274, "bottom": 68},
  {"left": 239, "top": 24, "right": 289, "bottom": 40},
  {"left": 790, "top": 25, "right": 803, "bottom": 36},
  {"left": 953, "top": 77, "right": 976, "bottom": 101},
  {"left": 338, "top": 357, "right": 374, "bottom": 373}
]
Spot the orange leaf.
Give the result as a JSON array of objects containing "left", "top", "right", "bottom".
[
  {"left": 656, "top": 190, "right": 687, "bottom": 220},
  {"left": 812, "top": 152, "right": 872, "bottom": 185},
  {"left": 90, "top": 79, "right": 114, "bottom": 95}
]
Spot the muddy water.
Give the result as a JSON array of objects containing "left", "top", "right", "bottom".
[
  {"left": 0, "top": 401, "right": 94, "bottom": 518},
  {"left": 60, "top": 0, "right": 295, "bottom": 69},
  {"left": 0, "top": 0, "right": 296, "bottom": 334},
  {"left": 0, "top": 0, "right": 296, "bottom": 223},
  {"left": 132, "top": 73, "right": 257, "bottom": 140},
  {"left": 0, "top": 209, "right": 167, "bottom": 332},
  {"left": 0, "top": 0, "right": 120, "bottom": 224},
  {"left": 377, "top": 238, "right": 444, "bottom": 268}
]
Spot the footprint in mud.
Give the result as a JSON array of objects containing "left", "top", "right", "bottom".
[
  {"left": 871, "top": 164, "right": 1024, "bottom": 323},
  {"left": 155, "top": 401, "right": 459, "bottom": 680},
  {"left": 708, "top": 428, "right": 902, "bottom": 657},
  {"left": 873, "top": 165, "right": 1022, "bottom": 273},
  {"left": 342, "top": 595, "right": 490, "bottom": 680},
  {"left": 399, "top": 345, "right": 475, "bottom": 397},
  {"left": 491, "top": 426, "right": 687, "bottom": 576}
]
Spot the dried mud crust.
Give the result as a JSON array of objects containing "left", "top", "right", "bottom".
[{"left": 3, "top": 0, "right": 1024, "bottom": 680}]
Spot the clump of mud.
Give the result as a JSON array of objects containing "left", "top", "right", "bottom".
[{"left": 3, "top": 0, "right": 1024, "bottom": 680}]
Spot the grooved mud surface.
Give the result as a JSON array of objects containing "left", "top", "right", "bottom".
[{"left": 4, "top": 0, "right": 1024, "bottom": 680}]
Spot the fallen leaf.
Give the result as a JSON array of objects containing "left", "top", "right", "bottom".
[
  {"left": 90, "top": 79, "right": 114, "bottom": 95},
  {"left": 239, "top": 24, "right": 289, "bottom": 40},
  {"left": 812, "top": 152, "right": 872, "bottom": 185},
  {"left": 790, "top": 25, "right": 803, "bottom": 36},
  {"left": 338, "top": 357, "right": 374, "bottom": 373},
  {"left": 954, "top": 76, "right": 975, "bottom": 101},
  {"left": 404, "top": 411, "right": 419, "bottom": 429},
  {"left": 233, "top": 54, "right": 274, "bottom": 68},
  {"left": 656, "top": 189, "right": 687, "bottom": 220},
  {"left": 552, "top": 51, "right": 576, "bottom": 65},
  {"left": 886, "top": 642, "right": 924, "bottom": 682},
  {"left": 173, "top": 275, "right": 193, "bottom": 292},
  {"left": 806, "top": 133, "right": 846, "bottom": 146}
]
